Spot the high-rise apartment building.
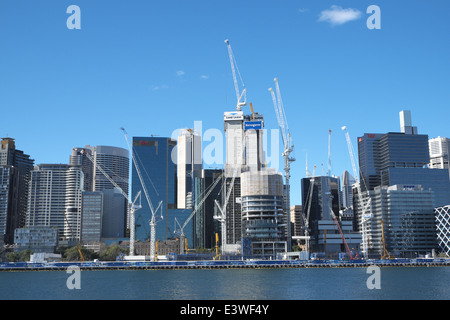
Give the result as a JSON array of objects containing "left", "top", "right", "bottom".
[
  {"left": 0, "top": 138, "right": 34, "bottom": 244},
  {"left": 26, "top": 164, "right": 83, "bottom": 242},
  {"left": 0, "top": 166, "right": 18, "bottom": 245}
]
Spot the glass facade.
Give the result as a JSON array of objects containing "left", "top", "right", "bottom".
[
  {"left": 132, "top": 137, "right": 186, "bottom": 243},
  {"left": 364, "top": 185, "right": 436, "bottom": 258}
]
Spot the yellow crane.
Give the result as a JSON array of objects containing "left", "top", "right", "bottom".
[
  {"left": 380, "top": 219, "right": 392, "bottom": 260},
  {"left": 63, "top": 211, "right": 85, "bottom": 262},
  {"left": 249, "top": 102, "right": 255, "bottom": 120},
  {"left": 214, "top": 233, "right": 221, "bottom": 261}
]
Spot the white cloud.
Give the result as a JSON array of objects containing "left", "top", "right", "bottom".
[
  {"left": 298, "top": 8, "right": 308, "bottom": 13},
  {"left": 151, "top": 84, "right": 168, "bottom": 91},
  {"left": 318, "top": 5, "right": 362, "bottom": 26},
  {"left": 176, "top": 70, "right": 185, "bottom": 77},
  {"left": 200, "top": 75, "right": 209, "bottom": 79}
]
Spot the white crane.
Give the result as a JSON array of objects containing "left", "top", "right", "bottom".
[
  {"left": 80, "top": 149, "right": 142, "bottom": 256},
  {"left": 213, "top": 170, "right": 237, "bottom": 256},
  {"left": 225, "top": 39, "right": 246, "bottom": 111},
  {"left": 121, "top": 127, "right": 163, "bottom": 261},
  {"left": 328, "top": 129, "right": 332, "bottom": 177},
  {"left": 269, "top": 78, "right": 295, "bottom": 252},
  {"left": 301, "top": 165, "right": 316, "bottom": 257},
  {"left": 175, "top": 172, "right": 223, "bottom": 254},
  {"left": 341, "top": 126, "right": 372, "bottom": 258}
]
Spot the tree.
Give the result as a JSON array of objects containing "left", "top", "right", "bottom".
[
  {"left": 99, "top": 244, "right": 127, "bottom": 261},
  {"left": 5, "top": 249, "right": 32, "bottom": 262},
  {"left": 63, "top": 246, "right": 98, "bottom": 261}
]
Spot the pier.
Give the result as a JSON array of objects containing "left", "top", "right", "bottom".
[{"left": 1, "top": 258, "right": 449, "bottom": 272}]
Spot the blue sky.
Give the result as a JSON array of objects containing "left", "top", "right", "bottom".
[{"left": 1, "top": 0, "right": 450, "bottom": 204}]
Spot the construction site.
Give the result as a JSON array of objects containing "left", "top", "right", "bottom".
[
  {"left": 47, "top": 39, "right": 444, "bottom": 267},
  {"left": 87, "top": 38, "right": 368, "bottom": 264}
]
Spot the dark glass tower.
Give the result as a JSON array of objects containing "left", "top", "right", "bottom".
[
  {"left": 131, "top": 137, "right": 179, "bottom": 243},
  {"left": 0, "top": 138, "right": 34, "bottom": 244}
]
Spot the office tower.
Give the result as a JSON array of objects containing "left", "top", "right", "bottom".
[
  {"left": 222, "top": 110, "right": 266, "bottom": 249},
  {"left": 241, "top": 169, "right": 286, "bottom": 258},
  {"left": 71, "top": 145, "right": 129, "bottom": 194},
  {"left": 429, "top": 136, "right": 450, "bottom": 169},
  {"left": 301, "top": 175, "right": 347, "bottom": 253},
  {"left": 0, "top": 138, "right": 34, "bottom": 244},
  {"left": 355, "top": 110, "right": 450, "bottom": 257},
  {"left": 81, "top": 191, "right": 103, "bottom": 243},
  {"left": 193, "top": 169, "right": 223, "bottom": 249},
  {"left": 364, "top": 185, "right": 436, "bottom": 258},
  {"left": 26, "top": 164, "right": 83, "bottom": 242},
  {"left": 177, "top": 129, "right": 202, "bottom": 210},
  {"left": 71, "top": 145, "right": 129, "bottom": 239},
  {"left": 132, "top": 136, "right": 188, "bottom": 244},
  {"left": 435, "top": 205, "right": 450, "bottom": 256},
  {"left": 399, "top": 110, "right": 418, "bottom": 134},
  {"left": 341, "top": 170, "right": 355, "bottom": 209},
  {"left": 357, "top": 110, "right": 450, "bottom": 207}
]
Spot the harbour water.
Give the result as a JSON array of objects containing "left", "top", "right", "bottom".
[{"left": 1, "top": 266, "right": 449, "bottom": 300}]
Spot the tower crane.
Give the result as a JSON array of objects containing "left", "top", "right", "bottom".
[
  {"left": 341, "top": 126, "right": 372, "bottom": 259},
  {"left": 300, "top": 165, "right": 316, "bottom": 257},
  {"left": 328, "top": 129, "right": 332, "bottom": 177},
  {"left": 80, "top": 149, "right": 142, "bottom": 256},
  {"left": 329, "top": 207, "right": 358, "bottom": 260},
  {"left": 121, "top": 127, "right": 163, "bottom": 261},
  {"left": 214, "top": 168, "right": 237, "bottom": 256},
  {"left": 225, "top": 39, "right": 246, "bottom": 111},
  {"left": 269, "top": 78, "right": 295, "bottom": 252},
  {"left": 174, "top": 172, "right": 223, "bottom": 254},
  {"left": 214, "top": 133, "right": 246, "bottom": 256},
  {"left": 380, "top": 219, "right": 392, "bottom": 260}
]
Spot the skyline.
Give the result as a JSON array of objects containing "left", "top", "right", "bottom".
[{"left": 1, "top": 1, "right": 450, "bottom": 203}]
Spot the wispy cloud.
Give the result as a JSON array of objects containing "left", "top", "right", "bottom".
[
  {"left": 318, "top": 5, "right": 362, "bottom": 26},
  {"left": 200, "top": 75, "right": 209, "bottom": 80},
  {"left": 298, "top": 8, "right": 308, "bottom": 13},
  {"left": 176, "top": 70, "right": 185, "bottom": 77},
  {"left": 151, "top": 84, "right": 168, "bottom": 91}
]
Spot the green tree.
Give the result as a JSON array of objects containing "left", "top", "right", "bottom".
[
  {"left": 63, "top": 246, "right": 98, "bottom": 261},
  {"left": 99, "top": 244, "right": 126, "bottom": 261},
  {"left": 5, "top": 249, "right": 32, "bottom": 262}
]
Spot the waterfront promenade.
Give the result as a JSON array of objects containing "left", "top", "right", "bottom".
[{"left": 1, "top": 258, "right": 449, "bottom": 272}]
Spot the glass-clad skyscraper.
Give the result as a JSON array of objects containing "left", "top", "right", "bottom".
[{"left": 132, "top": 137, "right": 191, "bottom": 245}]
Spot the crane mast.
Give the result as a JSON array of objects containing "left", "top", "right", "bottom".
[
  {"left": 80, "top": 149, "right": 142, "bottom": 256},
  {"left": 269, "top": 78, "right": 295, "bottom": 252},
  {"left": 341, "top": 126, "right": 372, "bottom": 258},
  {"left": 175, "top": 172, "right": 223, "bottom": 254},
  {"left": 225, "top": 39, "right": 246, "bottom": 111}
]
